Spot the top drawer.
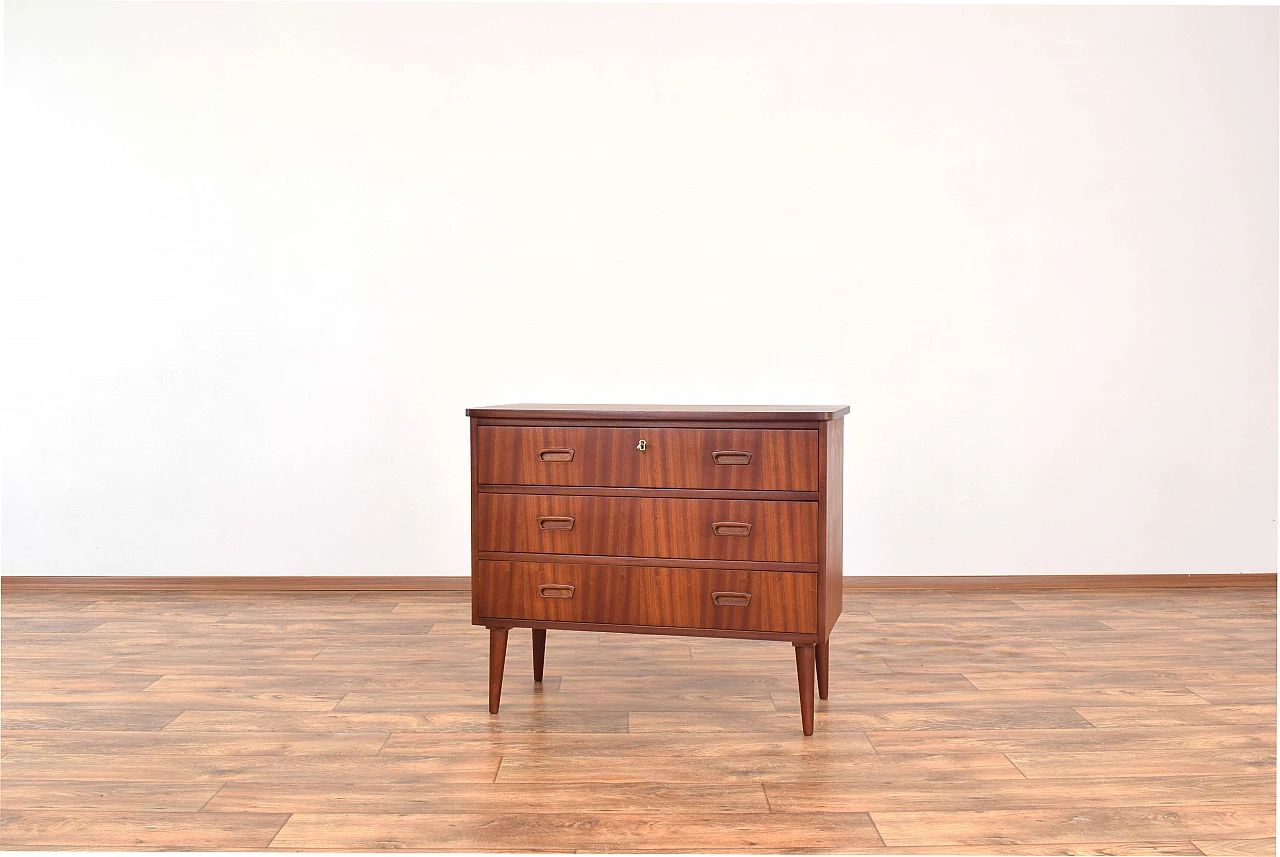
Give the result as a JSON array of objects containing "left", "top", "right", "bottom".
[{"left": 476, "top": 427, "right": 819, "bottom": 491}]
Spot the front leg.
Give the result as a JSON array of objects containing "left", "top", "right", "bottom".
[
  {"left": 488, "top": 627, "right": 510, "bottom": 713},
  {"left": 794, "top": 643, "right": 816, "bottom": 736}
]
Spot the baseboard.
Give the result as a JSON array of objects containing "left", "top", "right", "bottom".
[
  {"left": 2, "top": 573, "right": 1274, "bottom": 593},
  {"left": 839, "top": 573, "right": 1278, "bottom": 590},
  {"left": 0, "top": 576, "right": 471, "bottom": 592}
]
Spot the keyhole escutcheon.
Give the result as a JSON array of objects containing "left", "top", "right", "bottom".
[{"left": 636, "top": 439, "right": 647, "bottom": 451}]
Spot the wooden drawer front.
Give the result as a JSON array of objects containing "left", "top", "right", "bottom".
[
  {"left": 476, "top": 561, "right": 818, "bottom": 634},
  {"left": 477, "top": 427, "right": 818, "bottom": 491},
  {"left": 477, "top": 494, "right": 817, "bottom": 563}
]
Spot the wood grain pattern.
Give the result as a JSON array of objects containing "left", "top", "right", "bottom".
[
  {"left": 466, "top": 403, "right": 850, "bottom": 421},
  {"left": 475, "top": 561, "right": 818, "bottom": 634},
  {"left": 0, "top": 781, "right": 224, "bottom": 812},
  {"left": 375, "top": 731, "right": 877, "bottom": 757},
  {"left": 477, "top": 551, "right": 818, "bottom": 573},
  {"left": 763, "top": 776, "right": 1279, "bottom": 812},
  {"left": 2, "top": 583, "right": 1272, "bottom": 852},
  {"left": 488, "top": 627, "right": 509, "bottom": 714},
  {"left": 1005, "top": 750, "right": 1276, "bottom": 779},
  {"left": 0, "top": 730, "right": 392, "bottom": 756},
  {"left": 0, "top": 752, "right": 503, "bottom": 784},
  {"left": 795, "top": 643, "right": 816, "bottom": 735},
  {"left": 478, "top": 426, "right": 819, "bottom": 491},
  {"left": 161, "top": 708, "right": 633, "bottom": 734},
  {"left": 871, "top": 806, "right": 1277, "bottom": 848},
  {"left": 1194, "top": 838, "right": 1278, "bottom": 855},
  {"left": 202, "top": 781, "right": 774, "bottom": 813},
  {"left": 267, "top": 810, "right": 881, "bottom": 852},
  {"left": 493, "top": 753, "right": 1027, "bottom": 783},
  {"left": 480, "top": 486, "right": 820, "bottom": 501},
  {"left": 477, "top": 493, "right": 818, "bottom": 563},
  {"left": 0, "top": 810, "right": 290, "bottom": 850}
]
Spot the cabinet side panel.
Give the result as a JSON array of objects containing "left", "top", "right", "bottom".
[
  {"left": 470, "top": 416, "right": 481, "bottom": 626},
  {"left": 823, "top": 418, "right": 845, "bottom": 639}
]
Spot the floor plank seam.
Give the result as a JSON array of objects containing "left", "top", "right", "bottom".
[
  {"left": 196, "top": 783, "right": 226, "bottom": 812},
  {"left": 264, "top": 811, "right": 294, "bottom": 849},
  {"left": 1003, "top": 753, "right": 1031, "bottom": 779},
  {"left": 1184, "top": 687, "right": 1221, "bottom": 706},
  {"left": 864, "top": 810, "right": 889, "bottom": 849}
]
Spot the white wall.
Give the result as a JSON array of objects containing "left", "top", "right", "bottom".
[{"left": 2, "top": 3, "right": 1275, "bottom": 578}]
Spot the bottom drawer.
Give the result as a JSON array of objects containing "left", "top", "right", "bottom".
[{"left": 475, "top": 561, "right": 817, "bottom": 634}]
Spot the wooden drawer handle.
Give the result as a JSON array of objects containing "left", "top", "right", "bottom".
[
  {"left": 538, "top": 448, "right": 575, "bottom": 462},
  {"left": 712, "top": 450, "right": 753, "bottom": 466},
  {"left": 712, "top": 591, "right": 752, "bottom": 607},
  {"left": 711, "top": 521, "right": 752, "bottom": 537},
  {"left": 537, "top": 516, "right": 576, "bottom": 531},
  {"left": 538, "top": 584, "right": 576, "bottom": 599}
]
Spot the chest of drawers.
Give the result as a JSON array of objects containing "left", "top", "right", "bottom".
[{"left": 467, "top": 404, "right": 848, "bottom": 735}]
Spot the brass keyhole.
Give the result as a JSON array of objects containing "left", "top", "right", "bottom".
[{"left": 636, "top": 439, "right": 647, "bottom": 451}]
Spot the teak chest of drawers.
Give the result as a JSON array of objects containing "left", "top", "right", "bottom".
[{"left": 467, "top": 403, "right": 848, "bottom": 735}]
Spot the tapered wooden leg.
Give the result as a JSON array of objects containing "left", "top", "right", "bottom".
[
  {"left": 794, "top": 643, "right": 816, "bottom": 736},
  {"left": 815, "top": 636, "right": 830, "bottom": 700},
  {"left": 532, "top": 628, "right": 546, "bottom": 682},
  {"left": 488, "top": 627, "right": 509, "bottom": 714}
]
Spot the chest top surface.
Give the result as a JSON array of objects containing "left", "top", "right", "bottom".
[{"left": 466, "top": 404, "right": 850, "bottom": 421}]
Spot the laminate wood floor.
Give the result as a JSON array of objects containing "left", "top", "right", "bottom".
[{"left": 1, "top": 585, "right": 1274, "bottom": 854}]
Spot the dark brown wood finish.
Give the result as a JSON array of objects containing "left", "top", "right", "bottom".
[
  {"left": 531, "top": 629, "right": 546, "bottom": 682},
  {"left": 479, "top": 486, "right": 819, "bottom": 502},
  {"left": 816, "top": 637, "right": 830, "bottom": 700},
  {"left": 487, "top": 627, "right": 508, "bottom": 714},
  {"left": 478, "top": 552, "right": 819, "bottom": 573},
  {"left": 795, "top": 644, "right": 817, "bottom": 736},
  {"left": 478, "top": 426, "right": 819, "bottom": 491},
  {"left": 466, "top": 404, "right": 850, "bottom": 422},
  {"left": 475, "top": 562, "right": 818, "bottom": 634},
  {"left": 476, "top": 494, "right": 818, "bottom": 564},
  {"left": 470, "top": 417, "right": 482, "bottom": 626},
  {"left": 470, "top": 404, "right": 847, "bottom": 736}
]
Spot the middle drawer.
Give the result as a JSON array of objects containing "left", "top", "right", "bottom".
[{"left": 477, "top": 493, "right": 819, "bottom": 564}]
